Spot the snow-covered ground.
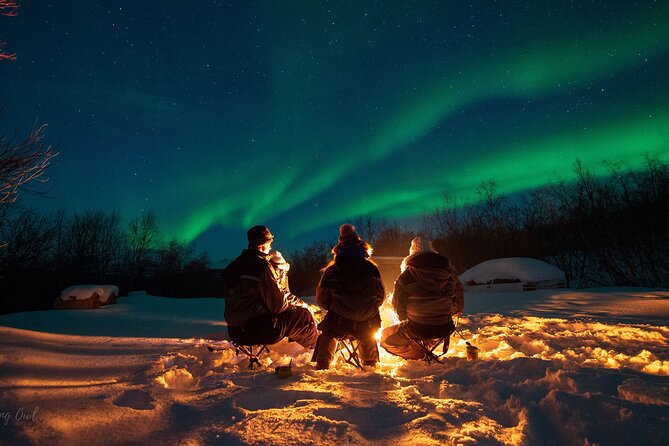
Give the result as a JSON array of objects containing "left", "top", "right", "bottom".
[{"left": 1, "top": 289, "right": 668, "bottom": 445}]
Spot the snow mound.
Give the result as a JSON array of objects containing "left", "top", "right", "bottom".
[
  {"left": 156, "top": 368, "right": 200, "bottom": 391},
  {"left": 617, "top": 378, "right": 669, "bottom": 406},
  {"left": 60, "top": 285, "right": 119, "bottom": 304},
  {"left": 460, "top": 257, "right": 566, "bottom": 286}
]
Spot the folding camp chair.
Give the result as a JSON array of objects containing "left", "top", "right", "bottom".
[
  {"left": 337, "top": 336, "right": 363, "bottom": 369},
  {"left": 412, "top": 337, "right": 449, "bottom": 364},
  {"left": 233, "top": 343, "right": 270, "bottom": 369}
]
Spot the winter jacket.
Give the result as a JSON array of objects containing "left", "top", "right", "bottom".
[
  {"left": 316, "top": 245, "right": 385, "bottom": 322},
  {"left": 222, "top": 249, "right": 295, "bottom": 328},
  {"left": 393, "top": 251, "right": 464, "bottom": 326},
  {"left": 270, "top": 263, "right": 308, "bottom": 309}
]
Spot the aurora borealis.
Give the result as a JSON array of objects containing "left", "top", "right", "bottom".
[{"left": 2, "top": 1, "right": 668, "bottom": 260}]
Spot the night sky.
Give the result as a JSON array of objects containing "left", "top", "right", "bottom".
[{"left": 2, "top": 1, "right": 668, "bottom": 261}]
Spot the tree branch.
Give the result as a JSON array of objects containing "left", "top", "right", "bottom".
[{"left": 0, "top": 124, "right": 59, "bottom": 204}]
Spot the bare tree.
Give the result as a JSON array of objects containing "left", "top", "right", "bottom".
[
  {"left": 372, "top": 224, "right": 416, "bottom": 256},
  {"left": 473, "top": 180, "right": 518, "bottom": 232},
  {"left": 0, "top": 1, "right": 18, "bottom": 16},
  {"left": 125, "top": 211, "right": 158, "bottom": 276},
  {"left": 641, "top": 152, "right": 669, "bottom": 202},
  {"left": 0, "top": 124, "right": 58, "bottom": 204},
  {"left": 0, "top": 42, "right": 15, "bottom": 61},
  {"left": 156, "top": 239, "right": 192, "bottom": 277},
  {"left": 353, "top": 217, "right": 389, "bottom": 245},
  {"left": 288, "top": 240, "right": 332, "bottom": 295},
  {"left": 427, "top": 193, "right": 462, "bottom": 238},
  {"left": 0, "top": 1, "right": 19, "bottom": 61},
  {"left": 97, "top": 211, "right": 123, "bottom": 273},
  {"left": 59, "top": 211, "right": 123, "bottom": 277},
  {"left": 1, "top": 2, "right": 57, "bottom": 206},
  {"left": 0, "top": 208, "right": 55, "bottom": 271},
  {"left": 184, "top": 251, "right": 211, "bottom": 273}
]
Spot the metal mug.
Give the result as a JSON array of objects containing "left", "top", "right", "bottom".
[{"left": 275, "top": 365, "right": 293, "bottom": 378}]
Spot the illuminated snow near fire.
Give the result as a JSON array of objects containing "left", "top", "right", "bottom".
[{"left": 1, "top": 289, "right": 668, "bottom": 445}]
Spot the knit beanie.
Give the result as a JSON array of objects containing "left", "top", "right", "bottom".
[
  {"left": 338, "top": 223, "right": 360, "bottom": 244},
  {"left": 409, "top": 235, "right": 433, "bottom": 256},
  {"left": 247, "top": 225, "right": 274, "bottom": 246}
]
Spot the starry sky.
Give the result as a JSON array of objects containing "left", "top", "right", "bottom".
[{"left": 2, "top": 1, "right": 668, "bottom": 261}]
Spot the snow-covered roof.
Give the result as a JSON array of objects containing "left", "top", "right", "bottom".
[
  {"left": 60, "top": 285, "right": 119, "bottom": 303},
  {"left": 459, "top": 257, "right": 565, "bottom": 284}
]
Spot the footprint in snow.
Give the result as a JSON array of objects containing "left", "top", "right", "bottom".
[{"left": 113, "top": 389, "right": 157, "bottom": 410}]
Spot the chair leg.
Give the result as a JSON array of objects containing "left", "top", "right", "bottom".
[
  {"left": 234, "top": 344, "right": 269, "bottom": 369},
  {"left": 338, "top": 338, "right": 364, "bottom": 369},
  {"left": 413, "top": 339, "right": 444, "bottom": 364},
  {"left": 429, "top": 340, "right": 444, "bottom": 364}
]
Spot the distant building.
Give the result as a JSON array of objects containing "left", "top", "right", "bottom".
[
  {"left": 460, "top": 257, "right": 566, "bottom": 292},
  {"left": 373, "top": 256, "right": 404, "bottom": 293}
]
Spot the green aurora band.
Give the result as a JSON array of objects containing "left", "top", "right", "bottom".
[{"left": 170, "top": 3, "right": 669, "bottom": 242}]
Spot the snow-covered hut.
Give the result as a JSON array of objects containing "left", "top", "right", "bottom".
[
  {"left": 373, "top": 256, "right": 404, "bottom": 293},
  {"left": 53, "top": 285, "right": 119, "bottom": 309},
  {"left": 459, "top": 258, "right": 566, "bottom": 292}
]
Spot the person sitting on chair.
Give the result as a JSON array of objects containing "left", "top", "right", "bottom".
[
  {"left": 380, "top": 236, "right": 464, "bottom": 360},
  {"left": 222, "top": 226, "right": 318, "bottom": 349},
  {"left": 312, "top": 224, "right": 385, "bottom": 370}
]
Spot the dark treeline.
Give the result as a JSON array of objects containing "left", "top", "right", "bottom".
[
  {"left": 0, "top": 210, "right": 220, "bottom": 313},
  {"left": 2, "top": 156, "right": 668, "bottom": 312},
  {"left": 289, "top": 156, "right": 669, "bottom": 294},
  {"left": 426, "top": 156, "right": 669, "bottom": 288}
]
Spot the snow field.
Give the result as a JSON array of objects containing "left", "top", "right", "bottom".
[
  {"left": 1, "top": 289, "right": 668, "bottom": 445},
  {"left": 147, "top": 315, "right": 668, "bottom": 444}
]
